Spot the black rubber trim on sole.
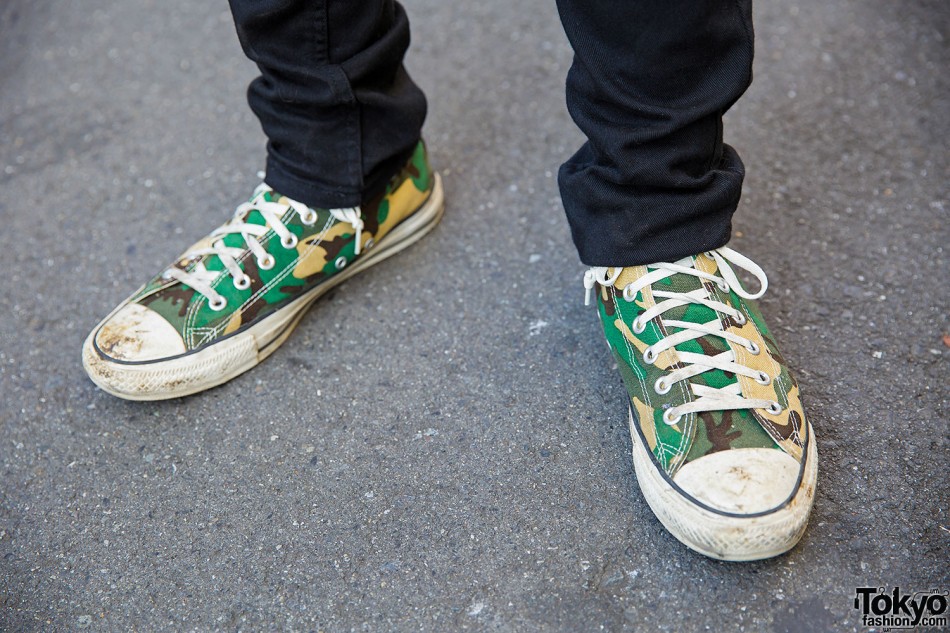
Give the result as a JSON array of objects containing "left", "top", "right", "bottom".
[
  {"left": 92, "top": 290, "right": 311, "bottom": 366},
  {"left": 629, "top": 406, "right": 812, "bottom": 519}
]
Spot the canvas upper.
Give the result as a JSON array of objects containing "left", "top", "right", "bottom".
[
  {"left": 587, "top": 248, "right": 810, "bottom": 515},
  {"left": 91, "top": 141, "right": 434, "bottom": 364}
]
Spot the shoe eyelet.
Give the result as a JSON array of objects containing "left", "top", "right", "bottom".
[
  {"left": 632, "top": 317, "right": 646, "bottom": 334},
  {"left": 335, "top": 256, "right": 347, "bottom": 270},
  {"left": 208, "top": 296, "right": 227, "bottom": 311},
  {"left": 767, "top": 401, "right": 783, "bottom": 415},
  {"left": 734, "top": 312, "right": 747, "bottom": 325},
  {"left": 233, "top": 274, "right": 251, "bottom": 290},
  {"left": 746, "top": 341, "right": 760, "bottom": 355},
  {"left": 281, "top": 234, "right": 298, "bottom": 249},
  {"left": 663, "top": 409, "right": 682, "bottom": 425},
  {"left": 258, "top": 254, "right": 276, "bottom": 270},
  {"left": 643, "top": 347, "right": 657, "bottom": 365},
  {"left": 717, "top": 281, "right": 730, "bottom": 292},
  {"left": 654, "top": 377, "right": 672, "bottom": 395},
  {"left": 300, "top": 210, "right": 318, "bottom": 226},
  {"left": 755, "top": 371, "right": 771, "bottom": 385},
  {"left": 703, "top": 251, "right": 716, "bottom": 260},
  {"left": 364, "top": 237, "right": 375, "bottom": 250},
  {"left": 622, "top": 286, "right": 636, "bottom": 302}
]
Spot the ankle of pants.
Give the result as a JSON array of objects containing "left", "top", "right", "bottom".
[
  {"left": 263, "top": 140, "right": 419, "bottom": 210},
  {"left": 555, "top": 0, "right": 753, "bottom": 267},
  {"left": 561, "top": 145, "right": 743, "bottom": 267},
  {"left": 231, "top": 0, "right": 426, "bottom": 210}
]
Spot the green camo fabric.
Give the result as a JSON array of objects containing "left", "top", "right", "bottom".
[
  {"left": 596, "top": 255, "right": 808, "bottom": 477},
  {"left": 125, "top": 141, "right": 433, "bottom": 351}
]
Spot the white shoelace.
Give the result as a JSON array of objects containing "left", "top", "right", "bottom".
[
  {"left": 584, "top": 247, "right": 783, "bottom": 426},
  {"left": 163, "top": 183, "right": 363, "bottom": 311}
]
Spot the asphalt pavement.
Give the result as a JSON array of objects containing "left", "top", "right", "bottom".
[{"left": 0, "top": 0, "right": 947, "bottom": 631}]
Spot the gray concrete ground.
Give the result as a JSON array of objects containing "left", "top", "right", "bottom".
[{"left": 1, "top": 0, "right": 947, "bottom": 631}]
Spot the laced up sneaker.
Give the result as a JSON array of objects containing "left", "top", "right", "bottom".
[
  {"left": 83, "top": 141, "right": 443, "bottom": 400},
  {"left": 584, "top": 247, "right": 817, "bottom": 561}
]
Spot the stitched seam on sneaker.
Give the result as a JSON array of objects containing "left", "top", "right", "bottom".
[
  {"left": 615, "top": 285, "right": 680, "bottom": 470},
  {"left": 649, "top": 283, "right": 694, "bottom": 473},
  {"left": 208, "top": 211, "right": 338, "bottom": 339}
]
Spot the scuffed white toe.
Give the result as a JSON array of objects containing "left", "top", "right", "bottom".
[
  {"left": 672, "top": 448, "right": 801, "bottom": 514},
  {"left": 629, "top": 411, "right": 818, "bottom": 560},
  {"left": 94, "top": 303, "right": 186, "bottom": 362}
]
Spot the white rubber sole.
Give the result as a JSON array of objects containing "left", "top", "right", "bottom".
[
  {"left": 628, "top": 409, "right": 818, "bottom": 561},
  {"left": 82, "top": 174, "right": 445, "bottom": 401}
]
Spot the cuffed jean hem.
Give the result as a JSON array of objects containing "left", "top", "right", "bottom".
[
  {"left": 263, "top": 155, "right": 363, "bottom": 209},
  {"left": 562, "top": 146, "right": 743, "bottom": 267},
  {"left": 263, "top": 141, "right": 418, "bottom": 210}
]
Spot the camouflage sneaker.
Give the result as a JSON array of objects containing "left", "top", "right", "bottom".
[
  {"left": 83, "top": 141, "right": 443, "bottom": 400},
  {"left": 584, "top": 247, "right": 817, "bottom": 561}
]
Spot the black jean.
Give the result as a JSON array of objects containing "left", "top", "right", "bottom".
[{"left": 229, "top": 0, "right": 753, "bottom": 266}]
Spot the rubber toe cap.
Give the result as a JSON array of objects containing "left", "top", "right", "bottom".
[
  {"left": 93, "top": 303, "right": 186, "bottom": 362},
  {"left": 672, "top": 448, "right": 801, "bottom": 515}
]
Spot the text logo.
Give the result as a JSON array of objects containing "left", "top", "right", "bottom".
[{"left": 853, "top": 587, "right": 948, "bottom": 630}]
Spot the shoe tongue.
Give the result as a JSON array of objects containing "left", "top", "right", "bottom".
[
  {"left": 651, "top": 256, "right": 739, "bottom": 390},
  {"left": 654, "top": 256, "right": 717, "bottom": 324},
  {"left": 231, "top": 188, "right": 286, "bottom": 226},
  {"left": 204, "top": 188, "right": 290, "bottom": 273}
]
